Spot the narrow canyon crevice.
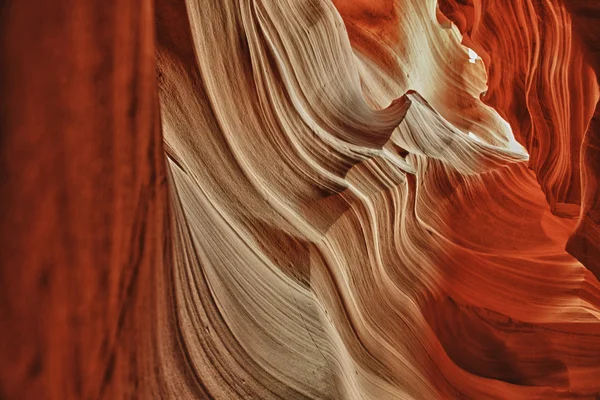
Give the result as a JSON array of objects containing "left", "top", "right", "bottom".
[{"left": 1, "top": 0, "right": 600, "bottom": 399}]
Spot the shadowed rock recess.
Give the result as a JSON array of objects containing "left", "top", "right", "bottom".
[{"left": 2, "top": 0, "right": 600, "bottom": 399}]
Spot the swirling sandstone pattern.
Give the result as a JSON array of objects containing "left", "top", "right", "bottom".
[
  {"left": 155, "top": 0, "right": 600, "bottom": 398},
  {"left": 2, "top": 0, "right": 600, "bottom": 399}
]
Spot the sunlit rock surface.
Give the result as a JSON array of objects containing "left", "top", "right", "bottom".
[
  {"left": 2, "top": 0, "right": 600, "bottom": 399},
  {"left": 155, "top": 0, "right": 600, "bottom": 398}
]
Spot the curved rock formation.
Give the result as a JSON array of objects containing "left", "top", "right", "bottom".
[
  {"left": 2, "top": 0, "right": 600, "bottom": 399},
  {"left": 154, "top": 0, "right": 600, "bottom": 398}
]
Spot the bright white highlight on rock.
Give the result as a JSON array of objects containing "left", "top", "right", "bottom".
[
  {"left": 467, "top": 48, "right": 481, "bottom": 64},
  {"left": 498, "top": 118, "right": 529, "bottom": 159},
  {"left": 468, "top": 131, "right": 482, "bottom": 142},
  {"left": 508, "top": 137, "right": 529, "bottom": 158}
]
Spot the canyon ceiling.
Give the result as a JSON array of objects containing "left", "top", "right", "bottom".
[{"left": 2, "top": 0, "right": 600, "bottom": 399}]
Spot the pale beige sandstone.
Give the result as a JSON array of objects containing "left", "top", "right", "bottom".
[{"left": 156, "top": 0, "right": 600, "bottom": 398}]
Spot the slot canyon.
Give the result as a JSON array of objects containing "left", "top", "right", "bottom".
[{"left": 2, "top": 0, "right": 600, "bottom": 398}]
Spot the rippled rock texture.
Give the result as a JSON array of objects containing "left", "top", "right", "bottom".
[{"left": 2, "top": 0, "right": 600, "bottom": 399}]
